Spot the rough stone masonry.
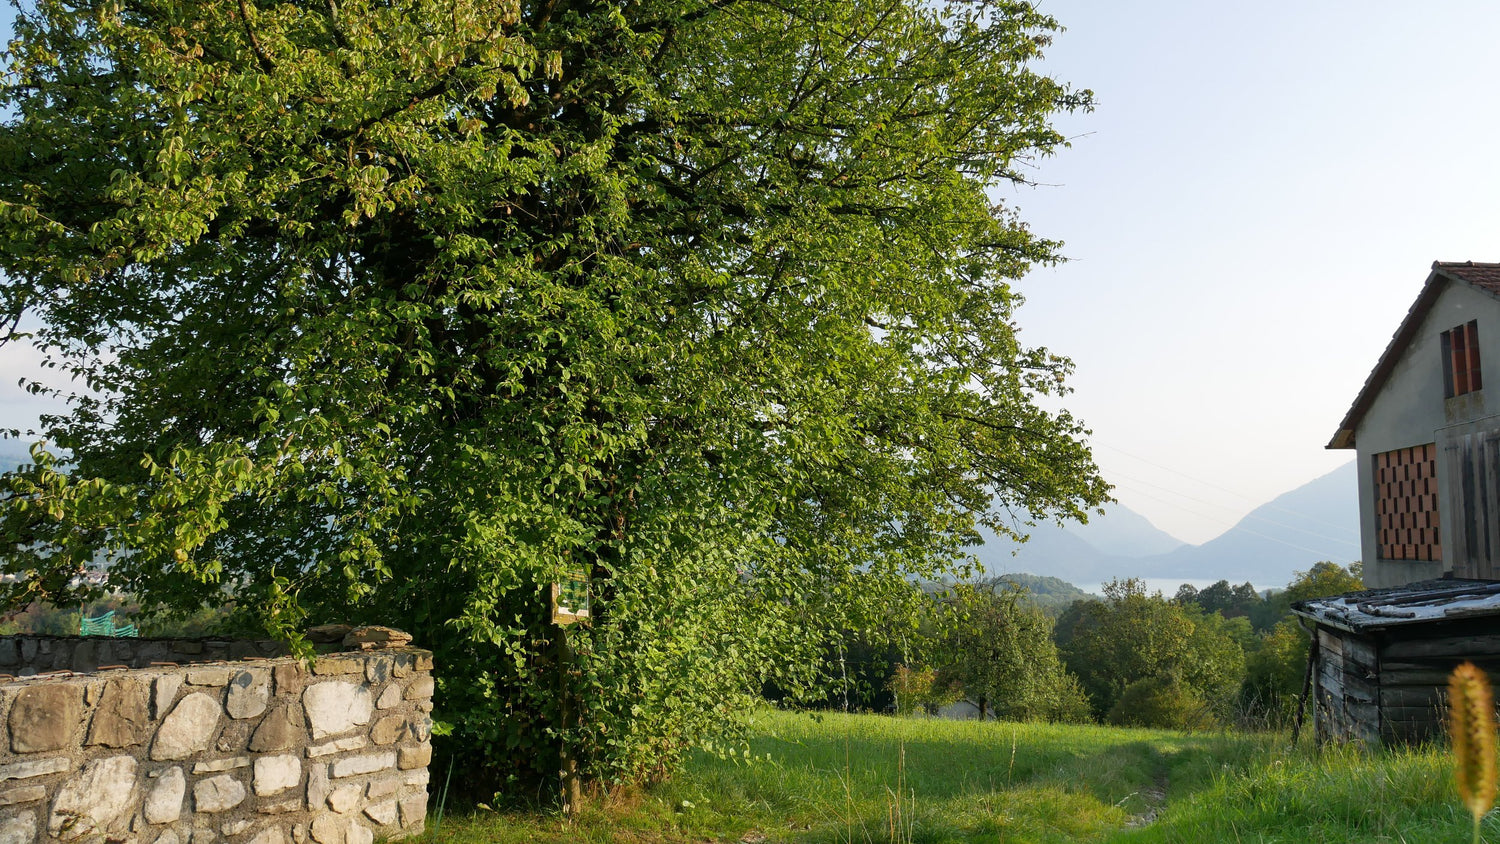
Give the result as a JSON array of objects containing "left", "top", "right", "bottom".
[{"left": 0, "top": 628, "right": 433, "bottom": 844}]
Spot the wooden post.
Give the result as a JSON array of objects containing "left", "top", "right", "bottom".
[{"left": 557, "top": 624, "right": 582, "bottom": 817}]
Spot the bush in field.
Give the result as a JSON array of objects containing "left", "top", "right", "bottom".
[{"left": 1106, "top": 674, "right": 1214, "bottom": 730}]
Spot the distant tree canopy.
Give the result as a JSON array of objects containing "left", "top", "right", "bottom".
[
  {"left": 0, "top": 0, "right": 1105, "bottom": 794},
  {"left": 1057, "top": 579, "right": 1243, "bottom": 722}
]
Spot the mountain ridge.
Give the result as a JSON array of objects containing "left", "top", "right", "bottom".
[{"left": 970, "top": 461, "right": 1359, "bottom": 588}]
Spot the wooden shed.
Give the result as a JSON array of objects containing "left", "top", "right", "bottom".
[{"left": 1291, "top": 579, "right": 1500, "bottom": 746}]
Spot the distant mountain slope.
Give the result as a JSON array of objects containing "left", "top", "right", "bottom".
[
  {"left": 968, "top": 502, "right": 1182, "bottom": 584},
  {"left": 1068, "top": 505, "right": 1185, "bottom": 557},
  {"left": 0, "top": 441, "right": 33, "bottom": 470},
  {"left": 1137, "top": 461, "right": 1359, "bottom": 585},
  {"left": 968, "top": 460, "right": 1359, "bottom": 589}
]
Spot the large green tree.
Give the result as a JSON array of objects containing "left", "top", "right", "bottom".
[
  {"left": 929, "top": 580, "right": 1089, "bottom": 722},
  {"left": 0, "top": 0, "right": 1106, "bottom": 793}
]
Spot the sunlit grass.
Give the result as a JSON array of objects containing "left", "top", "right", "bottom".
[{"left": 421, "top": 710, "right": 1472, "bottom": 844}]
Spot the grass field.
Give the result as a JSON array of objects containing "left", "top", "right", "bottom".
[{"left": 422, "top": 710, "right": 1492, "bottom": 843}]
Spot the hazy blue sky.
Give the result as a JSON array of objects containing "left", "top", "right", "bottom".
[
  {"left": 1005, "top": 1, "right": 1500, "bottom": 543},
  {"left": 2, "top": 2, "right": 1497, "bottom": 548}
]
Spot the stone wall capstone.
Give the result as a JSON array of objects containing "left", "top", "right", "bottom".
[{"left": 0, "top": 631, "right": 433, "bottom": 844}]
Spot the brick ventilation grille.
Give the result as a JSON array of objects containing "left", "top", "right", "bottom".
[{"left": 1375, "top": 444, "right": 1441, "bottom": 562}]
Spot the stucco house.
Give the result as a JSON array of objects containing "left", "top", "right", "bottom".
[
  {"left": 1291, "top": 261, "right": 1500, "bottom": 746},
  {"left": 1328, "top": 260, "right": 1500, "bottom": 588}
]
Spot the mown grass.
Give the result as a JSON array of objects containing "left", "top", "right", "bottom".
[{"left": 421, "top": 710, "right": 1488, "bottom": 844}]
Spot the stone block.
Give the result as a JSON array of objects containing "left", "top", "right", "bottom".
[
  {"left": 193, "top": 773, "right": 247, "bottom": 813},
  {"left": 194, "top": 756, "right": 251, "bottom": 774},
  {"left": 306, "top": 736, "right": 368, "bottom": 758},
  {"left": 390, "top": 654, "right": 413, "bottom": 678},
  {"left": 370, "top": 715, "right": 405, "bottom": 746},
  {"left": 311, "top": 657, "right": 362, "bottom": 677},
  {"left": 154, "top": 674, "right": 185, "bottom": 719},
  {"left": 414, "top": 654, "right": 433, "bottom": 671},
  {"left": 330, "top": 751, "right": 396, "bottom": 779},
  {"left": 188, "top": 668, "right": 232, "bottom": 686},
  {"left": 308, "top": 815, "right": 343, "bottom": 844},
  {"left": 191, "top": 827, "right": 216, "bottom": 844},
  {"left": 416, "top": 700, "right": 433, "bottom": 713},
  {"left": 228, "top": 640, "right": 260, "bottom": 661},
  {"left": 273, "top": 663, "right": 304, "bottom": 698},
  {"left": 375, "top": 684, "right": 402, "bottom": 711},
  {"left": 363, "top": 801, "right": 398, "bottom": 825},
  {"left": 9, "top": 683, "right": 83, "bottom": 753},
  {"left": 303, "top": 682, "right": 373, "bottom": 739},
  {"left": 0, "top": 756, "right": 68, "bottom": 782},
  {"left": 397, "top": 743, "right": 431, "bottom": 771},
  {"left": 48, "top": 755, "right": 137, "bottom": 840},
  {"left": 398, "top": 792, "right": 427, "bottom": 828},
  {"left": 0, "top": 785, "right": 45, "bottom": 806},
  {"left": 364, "top": 657, "right": 391, "bottom": 685},
  {"left": 172, "top": 641, "right": 204, "bottom": 655},
  {"left": 403, "top": 675, "right": 434, "bottom": 701},
  {"left": 327, "top": 782, "right": 361, "bottom": 813},
  {"left": 411, "top": 714, "right": 432, "bottom": 742},
  {"left": 347, "top": 822, "right": 373, "bottom": 844},
  {"left": 145, "top": 766, "right": 186, "bottom": 824},
  {"left": 0, "top": 811, "right": 36, "bottom": 844},
  {"left": 341, "top": 627, "right": 411, "bottom": 651},
  {"left": 254, "top": 754, "right": 302, "bottom": 796},
  {"left": 402, "top": 769, "right": 429, "bottom": 788},
  {"left": 153, "top": 692, "right": 223, "bottom": 760},
  {"left": 87, "top": 677, "right": 150, "bottom": 748},
  {"left": 258, "top": 794, "right": 304, "bottom": 815},
  {"left": 365, "top": 776, "right": 399, "bottom": 800},
  {"left": 0, "top": 639, "right": 17, "bottom": 666},
  {"left": 227, "top": 669, "right": 270, "bottom": 719},
  {"left": 306, "top": 762, "right": 330, "bottom": 811},
  {"left": 249, "top": 701, "right": 307, "bottom": 753},
  {"left": 222, "top": 819, "right": 251, "bottom": 836}
]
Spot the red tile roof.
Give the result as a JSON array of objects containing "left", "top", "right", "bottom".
[
  {"left": 1435, "top": 261, "right": 1500, "bottom": 293},
  {"left": 1328, "top": 261, "right": 1500, "bottom": 449}
]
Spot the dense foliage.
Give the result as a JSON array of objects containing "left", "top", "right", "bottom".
[
  {"left": 1056, "top": 579, "right": 1244, "bottom": 722},
  {"left": 928, "top": 580, "right": 1089, "bottom": 722},
  {"left": 0, "top": 0, "right": 1105, "bottom": 795}
]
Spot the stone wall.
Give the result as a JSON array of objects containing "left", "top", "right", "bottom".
[{"left": 0, "top": 634, "right": 433, "bottom": 844}]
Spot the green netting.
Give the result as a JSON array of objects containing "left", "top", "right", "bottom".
[{"left": 79, "top": 610, "right": 138, "bottom": 637}]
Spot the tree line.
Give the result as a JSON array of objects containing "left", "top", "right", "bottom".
[{"left": 810, "top": 562, "right": 1363, "bottom": 730}]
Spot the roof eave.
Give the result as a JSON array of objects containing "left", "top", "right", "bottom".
[{"left": 1326, "top": 264, "right": 1453, "bottom": 449}]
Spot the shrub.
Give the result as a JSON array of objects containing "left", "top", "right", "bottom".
[{"left": 1106, "top": 674, "right": 1215, "bottom": 730}]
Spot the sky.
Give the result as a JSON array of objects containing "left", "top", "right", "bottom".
[
  {"left": 999, "top": 0, "right": 1500, "bottom": 543},
  {"left": 2, "top": 2, "right": 1499, "bottom": 546}
]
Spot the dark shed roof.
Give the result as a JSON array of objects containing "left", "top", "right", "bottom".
[
  {"left": 1290, "top": 578, "right": 1500, "bottom": 633},
  {"left": 1328, "top": 261, "right": 1500, "bottom": 450}
]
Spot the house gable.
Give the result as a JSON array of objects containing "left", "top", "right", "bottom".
[
  {"left": 1332, "top": 262, "right": 1500, "bottom": 588},
  {"left": 1330, "top": 261, "right": 1500, "bottom": 450}
]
